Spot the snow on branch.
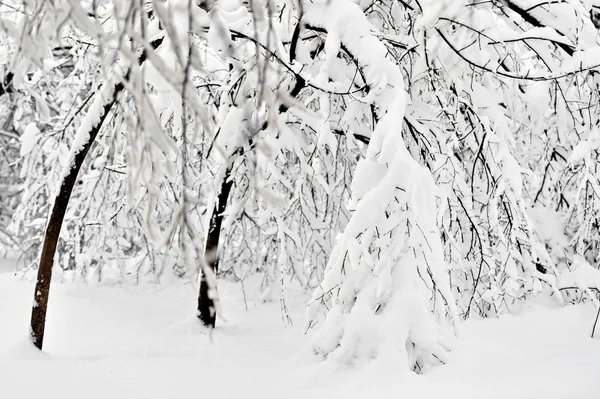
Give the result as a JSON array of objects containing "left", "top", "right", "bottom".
[{"left": 303, "top": 0, "right": 457, "bottom": 371}]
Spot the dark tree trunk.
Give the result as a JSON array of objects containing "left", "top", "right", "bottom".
[
  {"left": 29, "top": 36, "right": 163, "bottom": 350},
  {"left": 30, "top": 90, "right": 120, "bottom": 349},
  {"left": 196, "top": 71, "right": 308, "bottom": 327},
  {"left": 197, "top": 163, "right": 235, "bottom": 328}
]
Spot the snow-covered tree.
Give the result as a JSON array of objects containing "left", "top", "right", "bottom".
[
  {"left": 302, "top": 0, "right": 600, "bottom": 369},
  {"left": 3, "top": 0, "right": 600, "bottom": 368}
]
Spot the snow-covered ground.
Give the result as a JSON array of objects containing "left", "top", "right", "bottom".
[{"left": 1, "top": 259, "right": 599, "bottom": 399}]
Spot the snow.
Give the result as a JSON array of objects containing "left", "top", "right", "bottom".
[
  {"left": 19, "top": 123, "right": 40, "bottom": 157},
  {"left": 6, "top": 0, "right": 600, "bottom": 395},
  {"left": 57, "top": 73, "right": 121, "bottom": 192},
  {"left": 207, "top": 10, "right": 233, "bottom": 54},
  {"left": 527, "top": 207, "right": 570, "bottom": 250},
  {"left": 497, "top": 26, "right": 575, "bottom": 46},
  {"left": 570, "top": 128, "right": 600, "bottom": 164},
  {"left": 1, "top": 260, "right": 600, "bottom": 398},
  {"left": 558, "top": 255, "right": 600, "bottom": 296},
  {"left": 304, "top": 0, "right": 458, "bottom": 369}
]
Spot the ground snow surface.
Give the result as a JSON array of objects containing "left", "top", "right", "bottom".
[{"left": 1, "top": 259, "right": 599, "bottom": 399}]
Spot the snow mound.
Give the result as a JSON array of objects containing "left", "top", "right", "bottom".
[
  {"left": 558, "top": 256, "right": 600, "bottom": 305},
  {"left": 4, "top": 338, "right": 49, "bottom": 360}
]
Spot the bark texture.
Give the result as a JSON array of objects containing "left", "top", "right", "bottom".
[
  {"left": 30, "top": 36, "right": 163, "bottom": 349},
  {"left": 198, "top": 165, "right": 234, "bottom": 328},
  {"left": 30, "top": 88, "right": 120, "bottom": 349}
]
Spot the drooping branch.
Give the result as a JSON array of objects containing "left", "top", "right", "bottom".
[
  {"left": 496, "top": 0, "right": 575, "bottom": 55},
  {"left": 436, "top": 28, "right": 599, "bottom": 81}
]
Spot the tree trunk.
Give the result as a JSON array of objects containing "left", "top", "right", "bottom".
[
  {"left": 197, "top": 163, "right": 235, "bottom": 328},
  {"left": 196, "top": 73, "right": 306, "bottom": 327},
  {"left": 29, "top": 36, "right": 163, "bottom": 349},
  {"left": 30, "top": 89, "right": 120, "bottom": 349}
]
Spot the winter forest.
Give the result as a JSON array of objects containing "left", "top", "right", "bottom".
[{"left": 1, "top": 0, "right": 600, "bottom": 397}]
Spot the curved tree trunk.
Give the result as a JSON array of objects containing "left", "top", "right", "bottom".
[
  {"left": 30, "top": 36, "right": 163, "bottom": 350},
  {"left": 30, "top": 86, "right": 121, "bottom": 350}
]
